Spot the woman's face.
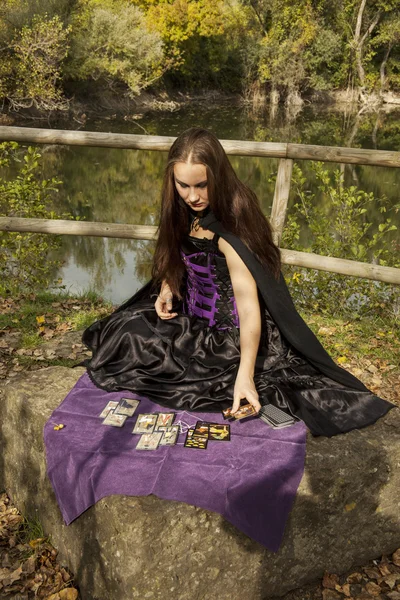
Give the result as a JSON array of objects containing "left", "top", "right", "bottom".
[{"left": 173, "top": 162, "right": 209, "bottom": 212}]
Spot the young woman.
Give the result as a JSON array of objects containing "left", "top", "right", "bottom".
[{"left": 83, "top": 127, "right": 394, "bottom": 437}]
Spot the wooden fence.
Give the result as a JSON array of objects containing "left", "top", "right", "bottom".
[{"left": 0, "top": 125, "right": 399, "bottom": 285}]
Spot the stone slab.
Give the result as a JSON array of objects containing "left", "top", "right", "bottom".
[{"left": 1, "top": 367, "right": 399, "bottom": 600}]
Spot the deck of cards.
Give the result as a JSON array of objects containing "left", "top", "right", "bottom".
[{"left": 184, "top": 421, "right": 231, "bottom": 450}]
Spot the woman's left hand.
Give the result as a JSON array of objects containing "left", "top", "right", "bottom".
[{"left": 231, "top": 373, "right": 261, "bottom": 414}]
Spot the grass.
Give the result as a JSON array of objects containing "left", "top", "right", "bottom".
[
  {"left": 18, "top": 515, "right": 47, "bottom": 545},
  {"left": 302, "top": 310, "right": 400, "bottom": 367},
  {"left": 1, "top": 289, "right": 112, "bottom": 341},
  {"left": 0, "top": 287, "right": 398, "bottom": 391}
]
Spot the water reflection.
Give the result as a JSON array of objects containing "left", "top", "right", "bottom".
[
  {"left": 12, "top": 102, "right": 400, "bottom": 302},
  {"left": 58, "top": 237, "right": 155, "bottom": 304}
]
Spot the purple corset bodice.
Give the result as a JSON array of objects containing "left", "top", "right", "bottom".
[{"left": 180, "top": 235, "right": 240, "bottom": 330}]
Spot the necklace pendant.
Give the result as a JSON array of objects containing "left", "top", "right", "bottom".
[{"left": 191, "top": 216, "right": 201, "bottom": 232}]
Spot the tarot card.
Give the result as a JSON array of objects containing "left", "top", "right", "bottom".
[
  {"left": 208, "top": 423, "right": 231, "bottom": 441},
  {"left": 194, "top": 421, "right": 210, "bottom": 437},
  {"left": 232, "top": 403, "right": 257, "bottom": 421},
  {"left": 114, "top": 397, "right": 140, "bottom": 417},
  {"left": 155, "top": 413, "right": 175, "bottom": 430},
  {"left": 184, "top": 428, "right": 208, "bottom": 449},
  {"left": 102, "top": 412, "right": 127, "bottom": 427},
  {"left": 99, "top": 401, "right": 119, "bottom": 419},
  {"left": 222, "top": 407, "right": 235, "bottom": 421},
  {"left": 136, "top": 432, "right": 163, "bottom": 450},
  {"left": 132, "top": 414, "right": 158, "bottom": 434},
  {"left": 159, "top": 425, "right": 179, "bottom": 446}
]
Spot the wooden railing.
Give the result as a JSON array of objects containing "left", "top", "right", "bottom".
[{"left": 0, "top": 126, "right": 399, "bottom": 285}]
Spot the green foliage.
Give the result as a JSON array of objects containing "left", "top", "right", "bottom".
[
  {"left": 0, "top": 13, "right": 71, "bottom": 110},
  {"left": 281, "top": 162, "right": 400, "bottom": 322},
  {"left": 0, "top": 142, "right": 76, "bottom": 294},
  {"left": 1, "top": 0, "right": 400, "bottom": 104},
  {"left": 257, "top": 0, "right": 317, "bottom": 93},
  {"left": 303, "top": 28, "right": 343, "bottom": 91},
  {"left": 65, "top": 1, "right": 164, "bottom": 96}
]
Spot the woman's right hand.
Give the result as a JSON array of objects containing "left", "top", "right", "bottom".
[{"left": 154, "top": 283, "right": 178, "bottom": 319}]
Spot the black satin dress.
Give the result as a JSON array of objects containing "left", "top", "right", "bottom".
[{"left": 83, "top": 233, "right": 395, "bottom": 437}]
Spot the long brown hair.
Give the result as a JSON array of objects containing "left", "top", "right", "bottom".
[{"left": 152, "top": 127, "right": 281, "bottom": 297}]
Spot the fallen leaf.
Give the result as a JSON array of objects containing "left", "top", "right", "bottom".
[
  {"left": 0, "top": 567, "right": 11, "bottom": 580},
  {"left": 59, "top": 589, "right": 79, "bottom": 600},
  {"left": 384, "top": 574, "right": 400, "bottom": 590},
  {"left": 347, "top": 572, "right": 363, "bottom": 584},
  {"left": 2, "top": 564, "right": 23, "bottom": 586},
  {"left": 22, "top": 555, "right": 36, "bottom": 574},
  {"left": 36, "top": 315, "right": 45, "bottom": 325},
  {"left": 318, "top": 327, "right": 336, "bottom": 336},
  {"left": 393, "top": 549, "right": 400, "bottom": 567},
  {"left": 60, "top": 568, "right": 71, "bottom": 583},
  {"left": 364, "top": 567, "right": 382, "bottom": 579},
  {"left": 365, "top": 581, "right": 382, "bottom": 595},
  {"left": 29, "top": 538, "right": 46, "bottom": 549},
  {"left": 322, "top": 590, "right": 342, "bottom": 600},
  {"left": 341, "top": 583, "right": 351, "bottom": 597},
  {"left": 323, "top": 572, "right": 340, "bottom": 589},
  {"left": 379, "top": 564, "right": 392, "bottom": 577}
]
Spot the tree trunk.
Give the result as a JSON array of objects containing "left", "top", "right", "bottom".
[
  {"left": 353, "top": 0, "right": 382, "bottom": 103},
  {"left": 380, "top": 42, "right": 393, "bottom": 94},
  {"left": 354, "top": 0, "right": 367, "bottom": 94}
]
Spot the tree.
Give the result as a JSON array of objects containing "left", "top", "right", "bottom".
[
  {"left": 256, "top": 0, "right": 317, "bottom": 103},
  {"left": 345, "top": 0, "right": 398, "bottom": 102},
  {"left": 65, "top": 0, "right": 164, "bottom": 96},
  {"left": 371, "top": 10, "right": 400, "bottom": 94},
  {"left": 133, "top": 0, "right": 231, "bottom": 88},
  {"left": 0, "top": 13, "right": 71, "bottom": 110}
]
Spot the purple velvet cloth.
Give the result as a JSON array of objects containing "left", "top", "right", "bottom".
[{"left": 44, "top": 373, "right": 307, "bottom": 552}]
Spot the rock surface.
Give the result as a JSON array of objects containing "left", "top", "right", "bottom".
[{"left": 1, "top": 367, "right": 399, "bottom": 600}]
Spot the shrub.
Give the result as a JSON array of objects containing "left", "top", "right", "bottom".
[
  {"left": 0, "top": 142, "right": 76, "bottom": 294},
  {"left": 281, "top": 162, "right": 400, "bottom": 323}
]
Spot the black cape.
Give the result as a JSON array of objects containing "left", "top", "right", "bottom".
[{"left": 83, "top": 211, "right": 395, "bottom": 435}]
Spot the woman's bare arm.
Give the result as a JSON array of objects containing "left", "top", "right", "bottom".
[{"left": 218, "top": 238, "right": 262, "bottom": 413}]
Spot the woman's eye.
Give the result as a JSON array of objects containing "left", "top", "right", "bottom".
[{"left": 177, "top": 181, "right": 207, "bottom": 189}]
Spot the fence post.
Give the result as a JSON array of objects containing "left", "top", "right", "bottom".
[{"left": 270, "top": 158, "right": 293, "bottom": 246}]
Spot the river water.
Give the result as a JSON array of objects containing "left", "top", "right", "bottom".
[{"left": 8, "top": 101, "right": 400, "bottom": 303}]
